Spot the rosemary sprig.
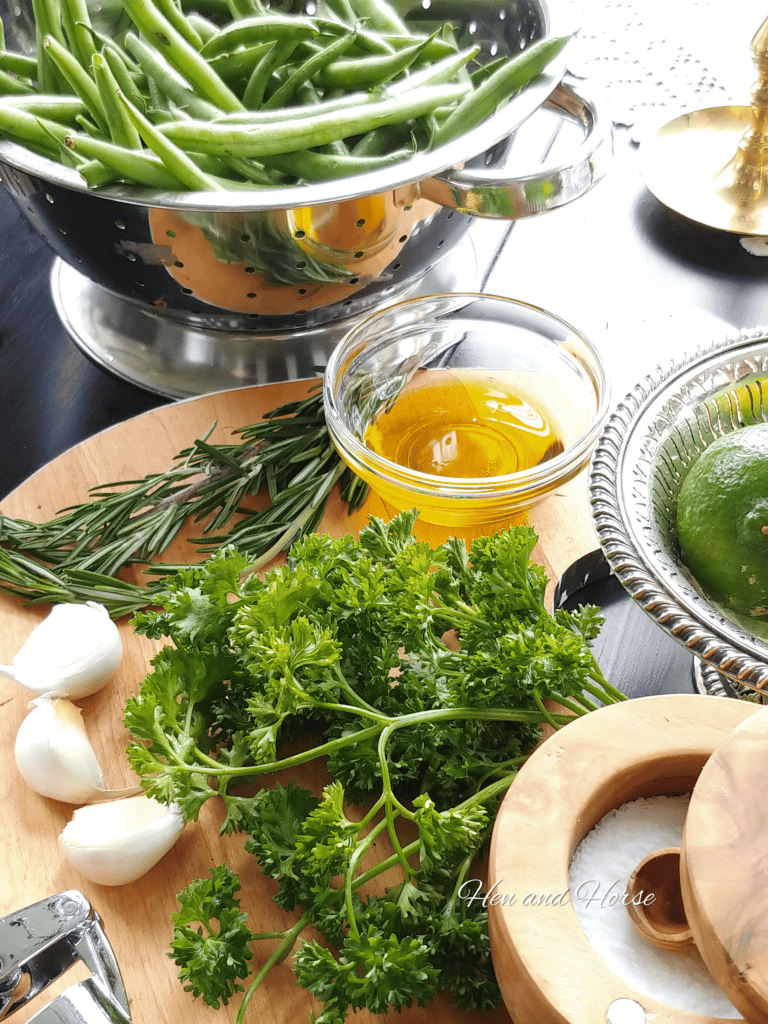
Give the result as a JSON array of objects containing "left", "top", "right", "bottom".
[{"left": 0, "top": 388, "right": 368, "bottom": 617}]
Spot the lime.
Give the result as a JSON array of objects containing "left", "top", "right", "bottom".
[{"left": 677, "top": 422, "right": 768, "bottom": 618}]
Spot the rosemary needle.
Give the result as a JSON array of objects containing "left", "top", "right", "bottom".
[{"left": 0, "top": 388, "right": 368, "bottom": 618}]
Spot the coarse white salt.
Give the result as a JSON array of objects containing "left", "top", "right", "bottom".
[{"left": 567, "top": 794, "right": 742, "bottom": 1018}]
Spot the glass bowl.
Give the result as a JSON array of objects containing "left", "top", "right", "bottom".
[
  {"left": 589, "top": 327, "right": 768, "bottom": 695},
  {"left": 323, "top": 292, "right": 610, "bottom": 531}
]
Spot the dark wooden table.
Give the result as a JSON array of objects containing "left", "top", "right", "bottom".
[{"left": 0, "top": 190, "right": 165, "bottom": 499}]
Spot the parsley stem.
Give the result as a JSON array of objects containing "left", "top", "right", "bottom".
[
  {"left": 334, "top": 665, "right": 382, "bottom": 717},
  {"left": 442, "top": 849, "right": 476, "bottom": 919},
  {"left": 568, "top": 690, "right": 601, "bottom": 713},
  {"left": 533, "top": 693, "right": 560, "bottom": 731},
  {"left": 543, "top": 692, "right": 591, "bottom": 717},
  {"left": 344, "top": 814, "right": 389, "bottom": 940},
  {"left": 235, "top": 911, "right": 313, "bottom": 1024},
  {"left": 584, "top": 673, "right": 627, "bottom": 704},
  {"left": 175, "top": 705, "right": 569, "bottom": 780},
  {"left": 347, "top": 775, "right": 517, "bottom": 894},
  {"left": 378, "top": 724, "right": 414, "bottom": 879}
]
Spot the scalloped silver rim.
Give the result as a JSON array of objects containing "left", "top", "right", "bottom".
[{"left": 588, "top": 326, "right": 768, "bottom": 693}]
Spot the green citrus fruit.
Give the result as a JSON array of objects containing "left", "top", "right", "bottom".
[{"left": 677, "top": 422, "right": 768, "bottom": 618}]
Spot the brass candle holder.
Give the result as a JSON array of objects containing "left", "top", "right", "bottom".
[{"left": 640, "top": 17, "right": 768, "bottom": 235}]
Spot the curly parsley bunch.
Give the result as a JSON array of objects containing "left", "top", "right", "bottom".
[{"left": 124, "top": 511, "right": 624, "bottom": 1021}]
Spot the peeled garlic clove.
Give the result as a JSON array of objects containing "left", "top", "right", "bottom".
[
  {"left": 14, "top": 695, "right": 141, "bottom": 804},
  {"left": 59, "top": 793, "right": 185, "bottom": 887},
  {"left": 15, "top": 695, "right": 105, "bottom": 803},
  {"left": 0, "top": 601, "right": 122, "bottom": 699}
]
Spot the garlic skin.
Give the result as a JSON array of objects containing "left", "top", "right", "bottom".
[
  {"left": 59, "top": 794, "right": 185, "bottom": 886},
  {"left": 0, "top": 601, "right": 123, "bottom": 699},
  {"left": 15, "top": 695, "right": 106, "bottom": 803}
]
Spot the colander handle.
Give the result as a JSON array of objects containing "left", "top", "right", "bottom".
[{"left": 419, "top": 82, "right": 610, "bottom": 219}]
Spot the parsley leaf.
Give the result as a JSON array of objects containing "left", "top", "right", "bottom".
[{"left": 170, "top": 865, "right": 254, "bottom": 1009}]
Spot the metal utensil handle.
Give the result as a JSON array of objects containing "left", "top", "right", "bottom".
[
  {"left": 420, "top": 82, "right": 610, "bottom": 218},
  {"left": 0, "top": 892, "right": 130, "bottom": 1024}
]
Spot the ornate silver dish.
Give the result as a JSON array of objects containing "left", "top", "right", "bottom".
[{"left": 589, "top": 328, "right": 768, "bottom": 694}]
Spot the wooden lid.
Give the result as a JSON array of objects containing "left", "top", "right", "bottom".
[
  {"left": 488, "top": 693, "right": 756, "bottom": 1024},
  {"left": 681, "top": 703, "right": 768, "bottom": 1021}
]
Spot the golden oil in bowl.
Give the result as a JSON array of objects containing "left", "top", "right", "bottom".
[
  {"left": 364, "top": 368, "right": 564, "bottom": 478},
  {"left": 323, "top": 293, "right": 610, "bottom": 532}
]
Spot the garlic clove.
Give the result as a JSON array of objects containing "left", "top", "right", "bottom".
[
  {"left": 15, "top": 695, "right": 106, "bottom": 803},
  {"left": 14, "top": 695, "right": 142, "bottom": 804},
  {"left": 0, "top": 601, "right": 123, "bottom": 699},
  {"left": 59, "top": 794, "right": 185, "bottom": 886}
]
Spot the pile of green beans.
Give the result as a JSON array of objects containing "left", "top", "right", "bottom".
[{"left": 0, "top": 0, "right": 569, "bottom": 190}]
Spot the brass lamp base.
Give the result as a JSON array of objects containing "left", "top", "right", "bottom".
[
  {"left": 640, "top": 105, "right": 768, "bottom": 235},
  {"left": 640, "top": 16, "right": 768, "bottom": 236}
]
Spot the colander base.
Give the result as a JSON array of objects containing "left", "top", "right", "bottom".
[{"left": 50, "top": 231, "right": 482, "bottom": 399}]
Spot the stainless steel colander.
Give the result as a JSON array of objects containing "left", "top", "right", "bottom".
[{"left": 0, "top": 0, "right": 608, "bottom": 395}]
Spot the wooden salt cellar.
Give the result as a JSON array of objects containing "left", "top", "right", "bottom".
[{"left": 488, "top": 693, "right": 767, "bottom": 1024}]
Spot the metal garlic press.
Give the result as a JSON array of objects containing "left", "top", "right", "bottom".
[{"left": 0, "top": 891, "right": 130, "bottom": 1023}]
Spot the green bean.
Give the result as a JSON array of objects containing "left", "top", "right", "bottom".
[
  {"left": 102, "top": 44, "right": 149, "bottom": 113},
  {"left": 308, "top": 15, "right": 395, "bottom": 55},
  {"left": 32, "top": 0, "right": 69, "bottom": 92},
  {"left": 153, "top": 0, "right": 204, "bottom": 50},
  {"left": 185, "top": 13, "right": 219, "bottom": 44},
  {"left": 119, "top": 0, "right": 245, "bottom": 112},
  {"left": 313, "top": 30, "right": 438, "bottom": 89},
  {"left": 160, "top": 81, "right": 467, "bottom": 156},
  {"left": 214, "top": 78, "right": 431, "bottom": 124},
  {"left": 69, "top": 128, "right": 267, "bottom": 187},
  {"left": 198, "top": 14, "right": 319, "bottom": 60},
  {"left": 93, "top": 53, "right": 142, "bottom": 148},
  {"left": 0, "top": 94, "right": 86, "bottom": 121},
  {"left": 59, "top": 0, "right": 98, "bottom": 72},
  {"left": 263, "top": 28, "right": 358, "bottom": 110},
  {"left": 262, "top": 144, "right": 414, "bottom": 180},
  {"left": 0, "top": 69, "right": 35, "bottom": 96},
  {"left": 316, "top": 0, "right": 357, "bottom": 32},
  {"left": 118, "top": 90, "right": 225, "bottom": 189},
  {"left": 432, "top": 34, "right": 571, "bottom": 145},
  {"left": 470, "top": 55, "right": 506, "bottom": 86},
  {"left": 242, "top": 39, "right": 298, "bottom": 109},
  {"left": 294, "top": 79, "right": 348, "bottom": 155},
  {"left": 345, "top": 0, "right": 408, "bottom": 35},
  {"left": 378, "top": 31, "right": 458, "bottom": 59},
  {"left": 124, "top": 32, "right": 220, "bottom": 119},
  {"left": 0, "top": 17, "right": 4, "bottom": 50},
  {"left": 74, "top": 112, "right": 103, "bottom": 136},
  {"left": 0, "top": 102, "right": 74, "bottom": 151},
  {"left": 60, "top": 131, "right": 185, "bottom": 186},
  {"left": 43, "top": 35, "right": 109, "bottom": 134},
  {"left": 350, "top": 123, "right": 412, "bottom": 156},
  {"left": 223, "top": 0, "right": 264, "bottom": 18},
  {"left": 0, "top": 51, "right": 39, "bottom": 79},
  {"left": 207, "top": 42, "right": 272, "bottom": 83},
  {"left": 77, "top": 158, "right": 121, "bottom": 187},
  {"left": 79, "top": 27, "right": 148, "bottom": 85},
  {"left": 214, "top": 85, "right": 382, "bottom": 123},
  {"left": 386, "top": 44, "right": 477, "bottom": 93},
  {"left": 187, "top": 0, "right": 246, "bottom": 19},
  {"left": 218, "top": 154, "right": 277, "bottom": 185}
]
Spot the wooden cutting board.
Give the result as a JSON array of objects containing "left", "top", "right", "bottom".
[{"left": 0, "top": 378, "right": 598, "bottom": 1024}]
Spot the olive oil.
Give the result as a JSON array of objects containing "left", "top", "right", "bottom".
[{"left": 364, "top": 368, "right": 564, "bottom": 478}]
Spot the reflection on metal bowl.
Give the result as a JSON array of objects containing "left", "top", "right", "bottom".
[{"left": 145, "top": 192, "right": 440, "bottom": 317}]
